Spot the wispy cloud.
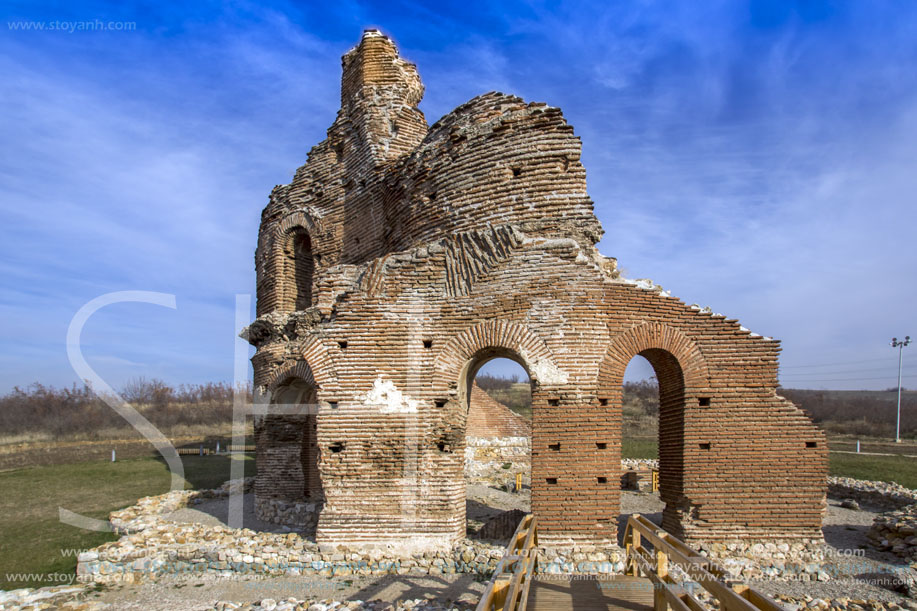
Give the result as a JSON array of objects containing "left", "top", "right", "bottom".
[{"left": 2, "top": 1, "right": 916, "bottom": 391}]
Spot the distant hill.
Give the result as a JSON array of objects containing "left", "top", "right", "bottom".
[
  {"left": 475, "top": 374, "right": 917, "bottom": 441},
  {"left": 778, "top": 388, "right": 917, "bottom": 438}
]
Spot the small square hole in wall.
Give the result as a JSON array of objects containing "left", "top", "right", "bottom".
[
  {"left": 699, "top": 442, "right": 711, "bottom": 450},
  {"left": 315, "top": 254, "right": 323, "bottom": 264},
  {"left": 429, "top": 191, "right": 437, "bottom": 201},
  {"left": 548, "top": 399, "right": 559, "bottom": 406},
  {"left": 512, "top": 167, "right": 522, "bottom": 178},
  {"left": 806, "top": 441, "right": 818, "bottom": 448},
  {"left": 599, "top": 398, "right": 608, "bottom": 406},
  {"left": 698, "top": 397, "right": 711, "bottom": 407},
  {"left": 548, "top": 443, "right": 560, "bottom": 451},
  {"left": 596, "top": 442, "right": 607, "bottom": 449},
  {"left": 597, "top": 477, "right": 607, "bottom": 484},
  {"left": 437, "top": 441, "right": 450, "bottom": 453},
  {"left": 329, "top": 442, "right": 344, "bottom": 453},
  {"left": 434, "top": 399, "right": 446, "bottom": 408},
  {"left": 328, "top": 401, "right": 339, "bottom": 409},
  {"left": 546, "top": 477, "right": 558, "bottom": 485},
  {"left": 423, "top": 339, "right": 433, "bottom": 349},
  {"left": 338, "top": 341, "right": 348, "bottom": 349}
]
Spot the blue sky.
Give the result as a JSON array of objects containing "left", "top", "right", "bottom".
[{"left": 1, "top": 0, "right": 916, "bottom": 393}]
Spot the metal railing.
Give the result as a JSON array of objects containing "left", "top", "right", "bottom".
[
  {"left": 624, "top": 514, "right": 784, "bottom": 611},
  {"left": 475, "top": 514, "right": 538, "bottom": 611}
]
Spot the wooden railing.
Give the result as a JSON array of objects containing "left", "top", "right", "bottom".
[
  {"left": 177, "top": 447, "right": 212, "bottom": 456},
  {"left": 624, "top": 514, "right": 784, "bottom": 611},
  {"left": 475, "top": 514, "right": 538, "bottom": 611}
]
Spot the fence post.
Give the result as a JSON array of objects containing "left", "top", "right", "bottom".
[
  {"left": 111, "top": 449, "right": 116, "bottom": 462},
  {"left": 654, "top": 549, "right": 668, "bottom": 611}
]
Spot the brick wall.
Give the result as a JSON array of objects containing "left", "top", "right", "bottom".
[
  {"left": 467, "top": 382, "right": 531, "bottom": 439},
  {"left": 247, "top": 30, "right": 827, "bottom": 551}
]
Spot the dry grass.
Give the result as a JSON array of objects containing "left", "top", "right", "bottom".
[
  {"left": 0, "top": 380, "right": 248, "bottom": 444},
  {"left": 0, "top": 453, "right": 255, "bottom": 589}
]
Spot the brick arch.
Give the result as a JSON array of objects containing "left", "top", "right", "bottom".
[
  {"left": 299, "top": 338, "right": 338, "bottom": 390},
  {"left": 266, "top": 360, "right": 318, "bottom": 392},
  {"left": 431, "top": 320, "right": 560, "bottom": 392},
  {"left": 275, "top": 209, "right": 322, "bottom": 239},
  {"left": 261, "top": 353, "right": 325, "bottom": 504},
  {"left": 258, "top": 209, "right": 323, "bottom": 275},
  {"left": 597, "top": 321, "right": 710, "bottom": 539},
  {"left": 598, "top": 321, "right": 710, "bottom": 390},
  {"left": 263, "top": 339, "right": 338, "bottom": 393},
  {"left": 261, "top": 210, "right": 324, "bottom": 315}
]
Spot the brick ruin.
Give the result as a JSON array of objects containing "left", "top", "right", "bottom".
[
  {"left": 245, "top": 30, "right": 827, "bottom": 552},
  {"left": 466, "top": 383, "right": 531, "bottom": 439}
]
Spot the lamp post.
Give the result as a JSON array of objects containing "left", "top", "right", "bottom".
[{"left": 891, "top": 336, "right": 911, "bottom": 443}]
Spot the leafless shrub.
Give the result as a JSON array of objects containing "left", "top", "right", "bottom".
[
  {"left": 778, "top": 388, "right": 916, "bottom": 438},
  {"left": 0, "top": 380, "right": 252, "bottom": 440}
]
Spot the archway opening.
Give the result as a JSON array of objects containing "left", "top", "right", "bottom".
[
  {"left": 282, "top": 228, "right": 314, "bottom": 311},
  {"left": 617, "top": 349, "right": 686, "bottom": 538},
  {"left": 462, "top": 354, "right": 532, "bottom": 542},
  {"left": 622, "top": 355, "right": 658, "bottom": 462},
  {"left": 271, "top": 377, "right": 323, "bottom": 504}
]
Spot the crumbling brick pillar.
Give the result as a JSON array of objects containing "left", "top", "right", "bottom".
[{"left": 532, "top": 388, "right": 620, "bottom": 546}]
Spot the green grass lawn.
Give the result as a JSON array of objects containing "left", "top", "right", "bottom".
[
  {"left": 622, "top": 436, "right": 917, "bottom": 490},
  {"left": 622, "top": 438, "right": 658, "bottom": 460},
  {"left": 828, "top": 452, "right": 917, "bottom": 489},
  {"left": 0, "top": 454, "right": 254, "bottom": 589}
]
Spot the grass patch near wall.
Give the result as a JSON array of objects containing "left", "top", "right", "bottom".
[
  {"left": 829, "top": 452, "right": 917, "bottom": 490},
  {"left": 619, "top": 436, "right": 917, "bottom": 490},
  {"left": 622, "top": 438, "right": 658, "bottom": 460},
  {"left": 0, "top": 453, "right": 254, "bottom": 589}
]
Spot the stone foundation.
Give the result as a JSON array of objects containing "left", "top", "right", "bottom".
[
  {"left": 868, "top": 503, "right": 917, "bottom": 560},
  {"left": 254, "top": 498, "right": 322, "bottom": 534},
  {"left": 464, "top": 436, "right": 530, "bottom": 487},
  {"left": 830, "top": 476, "right": 917, "bottom": 510}
]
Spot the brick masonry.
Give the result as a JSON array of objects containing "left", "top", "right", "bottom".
[
  {"left": 467, "top": 383, "right": 531, "bottom": 439},
  {"left": 245, "top": 30, "right": 827, "bottom": 551}
]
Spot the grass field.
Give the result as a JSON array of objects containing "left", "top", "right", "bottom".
[
  {"left": 828, "top": 453, "right": 917, "bottom": 489},
  {"left": 622, "top": 438, "right": 658, "bottom": 459},
  {"left": 481, "top": 382, "right": 532, "bottom": 420},
  {"left": 0, "top": 453, "right": 255, "bottom": 589},
  {"left": 620, "top": 436, "right": 917, "bottom": 489}
]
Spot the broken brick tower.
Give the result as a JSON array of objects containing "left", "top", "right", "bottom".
[{"left": 246, "top": 30, "right": 827, "bottom": 551}]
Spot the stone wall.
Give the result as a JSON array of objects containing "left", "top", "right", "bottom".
[
  {"left": 830, "top": 476, "right": 917, "bottom": 510},
  {"left": 246, "top": 30, "right": 827, "bottom": 551}
]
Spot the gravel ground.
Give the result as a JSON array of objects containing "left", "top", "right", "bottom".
[
  {"left": 611, "top": 491, "right": 915, "bottom": 604},
  {"left": 163, "top": 494, "right": 294, "bottom": 534},
  {"left": 751, "top": 498, "right": 914, "bottom": 603},
  {"left": 49, "top": 486, "right": 917, "bottom": 608},
  {"left": 86, "top": 574, "right": 484, "bottom": 610}
]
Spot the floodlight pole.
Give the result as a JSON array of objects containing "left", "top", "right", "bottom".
[{"left": 891, "top": 336, "right": 911, "bottom": 443}]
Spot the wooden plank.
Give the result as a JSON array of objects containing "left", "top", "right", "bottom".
[
  {"left": 527, "top": 575, "right": 654, "bottom": 611},
  {"left": 623, "top": 515, "right": 785, "bottom": 611}
]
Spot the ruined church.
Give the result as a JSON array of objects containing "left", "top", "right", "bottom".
[{"left": 245, "top": 30, "right": 826, "bottom": 551}]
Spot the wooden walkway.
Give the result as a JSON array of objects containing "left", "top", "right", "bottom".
[{"left": 526, "top": 575, "right": 654, "bottom": 611}]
